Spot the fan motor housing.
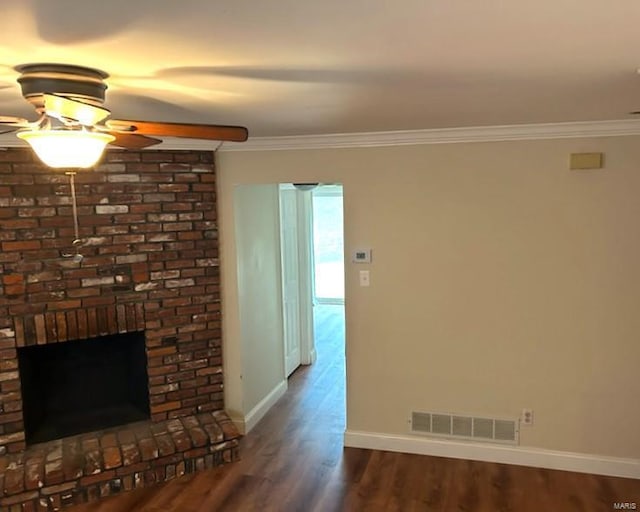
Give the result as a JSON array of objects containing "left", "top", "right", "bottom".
[{"left": 15, "top": 63, "right": 109, "bottom": 112}]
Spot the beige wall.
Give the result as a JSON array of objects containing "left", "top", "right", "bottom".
[
  {"left": 221, "top": 184, "right": 285, "bottom": 421},
  {"left": 218, "top": 136, "right": 640, "bottom": 459}
]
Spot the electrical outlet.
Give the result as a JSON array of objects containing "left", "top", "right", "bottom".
[{"left": 521, "top": 408, "right": 534, "bottom": 426}]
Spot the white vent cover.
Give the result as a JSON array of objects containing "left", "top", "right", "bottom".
[{"left": 410, "top": 411, "right": 519, "bottom": 445}]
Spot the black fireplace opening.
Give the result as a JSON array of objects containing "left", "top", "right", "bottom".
[{"left": 18, "top": 331, "right": 150, "bottom": 445}]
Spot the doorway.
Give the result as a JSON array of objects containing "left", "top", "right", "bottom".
[
  {"left": 312, "top": 185, "right": 345, "bottom": 305},
  {"left": 310, "top": 185, "right": 345, "bottom": 379}
]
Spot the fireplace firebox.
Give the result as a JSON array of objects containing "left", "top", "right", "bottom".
[{"left": 17, "top": 331, "right": 150, "bottom": 445}]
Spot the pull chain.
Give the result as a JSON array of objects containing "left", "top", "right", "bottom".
[
  {"left": 61, "top": 171, "right": 84, "bottom": 261},
  {"left": 67, "top": 171, "right": 80, "bottom": 242}
]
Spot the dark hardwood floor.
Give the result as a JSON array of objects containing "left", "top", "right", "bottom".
[{"left": 69, "top": 304, "right": 639, "bottom": 511}]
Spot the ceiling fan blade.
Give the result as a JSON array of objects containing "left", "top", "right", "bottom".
[
  {"left": 0, "top": 116, "right": 31, "bottom": 127},
  {"left": 107, "top": 131, "right": 162, "bottom": 149},
  {"left": 107, "top": 119, "right": 248, "bottom": 142},
  {"left": 43, "top": 93, "right": 110, "bottom": 125}
]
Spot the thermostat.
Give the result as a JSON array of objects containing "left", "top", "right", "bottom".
[{"left": 352, "top": 248, "right": 372, "bottom": 263}]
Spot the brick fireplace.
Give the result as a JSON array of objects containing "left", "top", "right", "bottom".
[{"left": 0, "top": 148, "right": 239, "bottom": 510}]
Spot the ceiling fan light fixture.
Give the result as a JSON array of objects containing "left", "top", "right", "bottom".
[{"left": 17, "top": 130, "right": 115, "bottom": 168}]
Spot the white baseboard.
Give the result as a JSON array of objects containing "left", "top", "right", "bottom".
[
  {"left": 344, "top": 430, "right": 640, "bottom": 479},
  {"left": 233, "top": 380, "right": 288, "bottom": 435}
]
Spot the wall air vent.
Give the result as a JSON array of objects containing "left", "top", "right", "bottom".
[{"left": 410, "top": 411, "right": 519, "bottom": 445}]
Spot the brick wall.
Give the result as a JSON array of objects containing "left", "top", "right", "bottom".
[{"left": 0, "top": 148, "right": 238, "bottom": 510}]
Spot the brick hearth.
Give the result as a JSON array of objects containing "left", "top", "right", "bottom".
[
  {"left": 0, "top": 412, "right": 238, "bottom": 511},
  {"left": 0, "top": 148, "right": 240, "bottom": 510}
]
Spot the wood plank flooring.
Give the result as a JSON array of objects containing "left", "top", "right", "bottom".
[{"left": 69, "top": 304, "right": 639, "bottom": 511}]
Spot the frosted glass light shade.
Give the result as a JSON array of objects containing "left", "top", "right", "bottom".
[{"left": 17, "top": 130, "right": 115, "bottom": 169}]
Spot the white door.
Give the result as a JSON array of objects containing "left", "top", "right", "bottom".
[
  {"left": 279, "top": 186, "right": 316, "bottom": 375},
  {"left": 280, "top": 188, "right": 302, "bottom": 376}
]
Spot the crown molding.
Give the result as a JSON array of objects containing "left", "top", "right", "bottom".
[
  {"left": 2, "top": 119, "right": 640, "bottom": 154},
  {"left": 218, "top": 119, "right": 640, "bottom": 152}
]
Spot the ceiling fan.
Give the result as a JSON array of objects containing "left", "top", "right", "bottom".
[{"left": 0, "top": 63, "right": 249, "bottom": 168}]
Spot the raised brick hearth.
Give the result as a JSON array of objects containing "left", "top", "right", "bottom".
[
  {"left": 0, "top": 148, "right": 240, "bottom": 510},
  {"left": 0, "top": 412, "right": 238, "bottom": 511}
]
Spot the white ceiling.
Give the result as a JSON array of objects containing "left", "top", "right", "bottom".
[{"left": 1, "top": 0, "right": 640, "bottom": 139}]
